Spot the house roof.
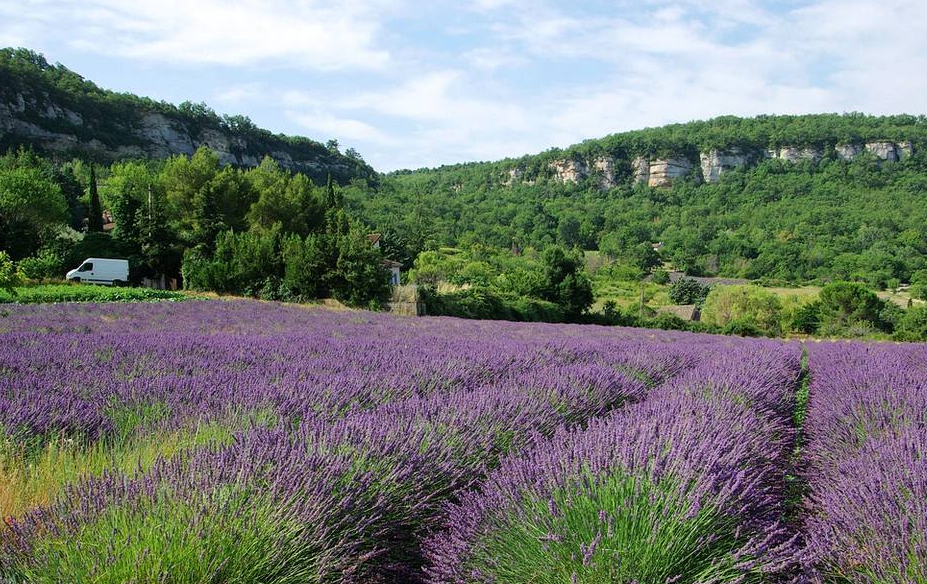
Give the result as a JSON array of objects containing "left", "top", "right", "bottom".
[
  {"left": 367, "top": 233, "right": 382, "bottom": 245},
  {"left": 381, "top": 259, "right": 403, "bottom": 268},
  {"left": 657, "top": 304, "right": 701, "bottom": 321}
]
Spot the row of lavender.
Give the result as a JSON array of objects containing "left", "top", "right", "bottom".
[
  {"left": 425, "top": 342, "right": 804, "bottom": 583},
  {"left": 1, "top": 301, "right": 717, "bottom": 581},
  {"left": 803, "top": 343, "right": 927, "bottom": 584},
  {"left": 3, "top": 300, "right": 924, "bottom": 582},
  {"left": 0, "top": 301, "right": 693, "bottom": 443}
]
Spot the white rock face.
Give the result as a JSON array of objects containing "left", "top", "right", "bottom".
[
  {"left": 198, "top": 128, "right": 242, "bottom": 166},
  {"left": 548, "top": 158, "right": 588, "bottom": 184},
  {"left": 769, "top": 146, "right": 822, "bottom": 163},
  {"left": 631, "top": 156, "right": 650, "bottom": 185},
  {"left": 835, "top": 144, "right": 863, "bottom": 160},
  {"left": 699, "top": 148, "right": 750, "bottom": 183},
  {"left": 502, "top": 166, "right": 524, "bottom": 186},
  {"left": 0, "top": 91, "right": 358, "bottom": 178},
  {"left": 137, "top": 112, "right": 196, "bottom": 158},
  {"left": 865, "top": 141, "right": 898, "bottom": 161},
  {"left": 648, "top": 158, "right": 692, "bottom": 188},
  {"left": 592, "top": 156, "right": 616, "bottom": 188}
]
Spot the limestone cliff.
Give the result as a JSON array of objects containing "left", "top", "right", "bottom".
[
  {"left": 0, "top": 57, "right": 376, "bottom": 185},
  {"left": 528, "top": 139, "right": 916, "bottom": 189},
  {"left": 699, "top": 148, "right": 751, "bottom": 183}
]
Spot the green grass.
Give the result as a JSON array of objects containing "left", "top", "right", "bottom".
[
  {"left": 0, "top": 283, "right": 189, "bottom": 304},
  {"left": 0, "top": 406, "right": 277, "bottom": 521},
  {"left": 784, "top": 350, "right": 811, "bottom": 525},
  {"left": 0, "top": 421, "right": 236, "bottom": 521}
]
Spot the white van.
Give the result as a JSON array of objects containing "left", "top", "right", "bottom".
[{"left": 66, "top": 258, "right": 129, "bottom": 285}]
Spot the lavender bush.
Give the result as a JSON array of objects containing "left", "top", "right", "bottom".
[
  {"left": 424, "top": 345, "right": 805, "bottom": 584},
  {"left": 804, "top": 343, "right": 927, "bottom": 583},
  {"left": 0, "top": 300, "right": 713, "bottom": 582},
  {"left": 3, "top": 300, "right": 918, "bottom": 583}
]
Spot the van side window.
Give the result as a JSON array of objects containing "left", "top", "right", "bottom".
[{"left": 79, "top": 262, "right": 93, "bottom": 272}]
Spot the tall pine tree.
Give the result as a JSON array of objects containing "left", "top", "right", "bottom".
[{"left": 87, "top": 163, "right": 104, "bottom": 232}]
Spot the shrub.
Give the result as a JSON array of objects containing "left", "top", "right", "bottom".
[
  {"left": 0, "top": 250, "right": 21, "bottom": 294},
  {"left": 818, "top": 281, "right": 888, "bottom": 333},
  {"left": 668, "top": 277, "right": 710, "bottom": 306},
  {"left": 893, "top": 304, "right": 927, "bottom": 342},
  {"left": 16, "top": 249, "right": 64, "bottom": 280},
  {"left": 328, "top": 230, "right": 390, "bottom": 308},
  {"left": 700, "top": 285, "right": 782, "bottom": 336},
  {"left": 64, "top": 232, "right": 125, "bottom": 271},
  {"left": 721, "top": 318, "right": 764, "bottom": 337},
  {"left": 790, "top": 300, "right": 822, "bottom": 334},
  {"left": 651, "top": 269, "right": 670, "bottom": 285},
  {"left": 909, "top": 269, "right": 927, "bottom": 301}
]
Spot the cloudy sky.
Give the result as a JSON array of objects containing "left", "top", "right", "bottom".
[{"left": 1, "top": 0, "right": 925, "bottom": 170}]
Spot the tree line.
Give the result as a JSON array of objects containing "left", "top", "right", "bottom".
[
  {"left": 348, "top": 116, "right": 927, "bottom": 289},
  {"left": 0, "top": 146, "right": 390, "bottom": 306}
]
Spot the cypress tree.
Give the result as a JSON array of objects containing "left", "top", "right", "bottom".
[{"left": 87, "top": 163, "right": 104, "bottom": 232}]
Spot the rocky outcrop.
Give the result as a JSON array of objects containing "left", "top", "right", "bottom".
[
  {"left": 865, "top": 141, "right": 899, "bottom": 161},
  {"left": 0, "top": 89, "right": 375, "bottom": 184},
  {"left": 592, "top": 156, "right": 616, "bottom": 188},
  {"left": 835, "top": 143, "right": 863, "bottom": 160},
  {"left": 548, "top": 158, "right": 588, "bottom": 184},
  {"left": 519, "top": 139, "right": 916, "bottom": 190},
  {"left": 767, "top": 146, "right": 822, "bottom": 163},
  {"left": 863, "top": 140, "right": 918, "bottom": 162},
  {"left": 648, "top": 158, "right": 693, "bottom": 188},
  {"left": 699, "top": 148, "right": 750, "bottom": 183},
  {"left": 631, "top": 156, "right": 650, "bottom": 185},
  {"left": 502, "top": 166, "right": 524, "bottom": 186}
]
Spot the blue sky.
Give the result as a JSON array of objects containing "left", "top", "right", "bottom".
[{"left": 1, "top": 0, "right": 925, "bottom": 171}]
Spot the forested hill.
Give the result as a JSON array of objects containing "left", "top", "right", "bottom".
[
  {"left": 349, "top": 113, "right": 927, "bottom": 286},
  {"left": 0, "top": 48, "right": 376, "bottom": 185}
]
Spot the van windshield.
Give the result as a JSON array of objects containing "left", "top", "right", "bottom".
[{"left": 79, "top": 262, "right": 93, "bottom": 272}]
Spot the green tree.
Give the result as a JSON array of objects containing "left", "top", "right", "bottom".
[
  {"left": 328, "top": 229, "right": 390, "bottom": 307},
  {"left": 910, "top": 269, "right": 927, "bottom": 300},
  {"left": 87, "top": 164, "right": 104, "bottom": 232},
  {"left": 0, "top": 161, "right": 67, "bottom": 259},
  {"left": 137, "top": 191, "right": 180, "bottom": 280},
  {"left": 818, "top": 281, "right": 887, "bottom": 333},
  {"left": 281, "top": 234, "right": 327, "bottom": 299},
  {"left": 668, "top": 277, "right": 710, "bottom": 306},
  {"left": 0, "top": 250, "right": 21, "bottom": 294},
  {"left": 700, "top": 285, "right": 783, "bottom": 336},
  {"left": 893, "top": 304, "right": 927, "bottom": 342},
  {"left": 539, "top": 246, "right": 593, "bottom": 318}
]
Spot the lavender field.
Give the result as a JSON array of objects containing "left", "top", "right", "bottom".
[{"left": 0, "top": 300, "right": 923, "bottom": 583}]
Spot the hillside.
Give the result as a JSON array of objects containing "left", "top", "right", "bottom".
[
  {"left": 349, "top": 113, "right": 927, "bottom": 286},
  {"left": 0, "top": 48, "right": 376, "bottom": 185}
]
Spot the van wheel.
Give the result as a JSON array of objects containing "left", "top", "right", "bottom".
[
  {"left": 113, "top": 280, "right": 124, "bottom": 287},
  {"left": 71, "top": 278, "right": 81, "bottom": 284}
]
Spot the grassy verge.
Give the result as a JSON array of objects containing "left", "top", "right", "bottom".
[
  {"left": 0, "top": 422, "right": 235, "bottom": 521},
  {"left": 784, "top": 348, "right": 811, "bottom": 526},
  {"left": 0, "top": 284, "right": 189, "bottom": 304}
]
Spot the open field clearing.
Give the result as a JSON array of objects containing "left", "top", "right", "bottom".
[{"left": 0, "top": 299, "right": 924, "bottom": 583}]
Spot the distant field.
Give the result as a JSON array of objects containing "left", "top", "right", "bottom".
[{"left": 1, "top": 299, "right": 923, "bottom": 582}]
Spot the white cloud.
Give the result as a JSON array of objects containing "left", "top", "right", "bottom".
[
  {"left": 286, "top": 108, "right": 398, "bottom": 146},
  {"left": 3, "top": 0, "right": 927, "bottom": 171},
  {"left": 1, "top": 0, "right": 392, "bottom": 70},
  {"left": 214, "top": 84, "right": 265, "bottom": 105}
]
